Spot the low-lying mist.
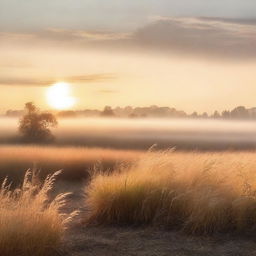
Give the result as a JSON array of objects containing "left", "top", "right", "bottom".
[{"left": 2, "top": 117, "right": 256, "bottom": 150}]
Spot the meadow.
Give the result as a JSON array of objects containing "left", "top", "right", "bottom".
[
  {"left": 0, "top": 145, "right": 141, "bottom": 184},
  {"left": 3, "top": 147, "right": 256, "bottom": 226},
  {"left": 0, "top": 127, "right": 256, "bottom": 256}
]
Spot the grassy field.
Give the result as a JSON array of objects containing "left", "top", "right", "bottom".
[
  {"left": 3, "top": 146, "right": 256, "bottom": 255},
  {"left": 0, "top": 145, "right": 141, "bottom": 184}
]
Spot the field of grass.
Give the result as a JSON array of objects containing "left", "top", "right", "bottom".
[
  {"left": 0, "top": 145, "right": 141, "bottom": 184},
  {"left": 0, "top": 169, "right": 73, "bottom": 256},
  {"left": 3, "top": 146, "right": 256, "bottom": 255},
  {"left": 86, "top": 150, "right": 256, "bottom": 234}
]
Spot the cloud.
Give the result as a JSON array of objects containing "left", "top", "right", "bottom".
[
  {"left": 0, "top": 32, "right": 35, "bottom": 40},
  {"left": 46, "top": 17, "right": 256, "bottom": 59},
  {"left": 45, "top": 28, "right": 131, "bottom": 41},
  {"left": 0, "top": 73, "right": 116, "bottom": 87},
  {"left": 0, "top": 29, "right": 130, "bottom": 44},
  {"left": 0, "top": 62, "right": 32, "bottom": 69},
  {"left": 97, "top": 89, "right": 119, "bottom": 94},
  {"left": 66, "top": 74, "right": 116, "bottom": 83},
  {"left": 1, "top": 17, "right": 256, "bottom": 59},
  {"left": 0, "top": 78, "right": 54, "bottom": 87},
  {"left": 131, "top": 17, "right": 256, "bottom": 59}
]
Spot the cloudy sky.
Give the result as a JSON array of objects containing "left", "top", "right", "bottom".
[
  {"left": 1, "top": 0, "right": 256, "bottom": 113},
  {"left": 1, "top": 0, "right": 255, "bottom": 31}
]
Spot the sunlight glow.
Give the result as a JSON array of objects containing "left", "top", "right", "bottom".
[{"left": 46, "top": 82, "right": 76, "bottom": 110}]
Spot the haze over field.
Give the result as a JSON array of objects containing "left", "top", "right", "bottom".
[{"left": 2, "top": 117, "right": 256, "bottom": 150}]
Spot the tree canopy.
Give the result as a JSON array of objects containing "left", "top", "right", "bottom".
[{"left": 19, "top": 102, "right": 58, "bottom": 143}]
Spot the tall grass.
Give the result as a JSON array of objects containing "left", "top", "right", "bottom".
[
  {"left": 0, "top": 145, "right": 141, "bottom": 184},
  {"left": 0, "top": 169, "right": 73, "bottom": 256},
  {"left": 85, "top": 150, "right": 256, "bottom": 234}
]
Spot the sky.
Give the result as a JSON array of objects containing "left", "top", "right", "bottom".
[
  {"left": 1, "top": 0, "right": 256, "bottom": 113},
  {"left": 1, "top": 0, "right": 256, "bottom": 31}
]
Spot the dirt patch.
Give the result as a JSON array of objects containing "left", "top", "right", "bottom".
[{"left": 63, "top": 226, "right": 256, "bottom": 256}]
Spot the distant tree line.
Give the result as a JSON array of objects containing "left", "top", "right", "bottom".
[{"left": 5, "top": 105, "right": 256, "bottom": 120}]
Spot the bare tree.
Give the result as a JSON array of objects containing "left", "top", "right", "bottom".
[{"left": 19, "top": 102, "right": 58, "bottom": 143}]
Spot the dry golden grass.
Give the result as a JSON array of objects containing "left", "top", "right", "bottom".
[
  {"left": 0, "top": 145, "right": 142, "bottom": 184},
  {"left": 0, "top": 169, "right": 74, "bottom": 256},
  {"left": 0, "top": 145, "right": 141, "bottom": 163},
  {"left": 85, "top": 150, "right": 256, "bottom": 234}
]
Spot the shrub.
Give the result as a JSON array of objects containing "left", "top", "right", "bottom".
[
  {"left": 0, "top": 169, "right": 73, "bottom": 256},
  {"left": 85, "top": 150, "right": 256, "bottom": 234}
]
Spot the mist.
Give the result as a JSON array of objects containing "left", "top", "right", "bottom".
[{"left": 2, "top": 117, "right": 256, "bottom": 150}]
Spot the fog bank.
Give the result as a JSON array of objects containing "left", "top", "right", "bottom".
[{"left": 1, "top": 117, "right": 256, "bottom": 150}]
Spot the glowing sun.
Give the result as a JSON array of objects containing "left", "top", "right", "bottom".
[{"left": 46, "top": 82, "right": 76, "bottom": 110}]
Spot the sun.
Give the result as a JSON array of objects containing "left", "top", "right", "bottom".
[{"left": 46, "top": 82, "right": 76, "bottom": 110}]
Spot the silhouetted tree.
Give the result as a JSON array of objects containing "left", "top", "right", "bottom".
[
  {"left": 213, "top": 110, "right": 221, "bottom": 119},
  {"left": 222, "top": 110, "right": 230, "bottom": 119},
  {"left": 191, "top": 112, "right": 198, "bottom": 118},
  {"left": 129, "top": 113, "right": 138, "bottom": 118},
  {"left": 230, "top": 106, "right": 249, "bottom": 119},
  {"left": 101, "top": 106, "right": 115, "bottom": 117},
  {"left": 201, "top": 112, "right": 208, "bottom": 118},
  {"left": 19, "top": 102, "right": 58, "bottom": 143}
]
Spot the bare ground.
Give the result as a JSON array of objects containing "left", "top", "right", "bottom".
[
  {"left": 60, "top": 182, "right": 256, "bottom": 256},
  {"left": 64, "top": 226, "right": 256, "bottom": 256}
]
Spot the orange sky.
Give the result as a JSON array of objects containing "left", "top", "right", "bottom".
[{"left": 1, "top": 16, "right": 256, "bottom": 114}]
